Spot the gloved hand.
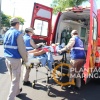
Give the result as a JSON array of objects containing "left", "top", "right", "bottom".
[
  {"left": 36, "top": 43, "right": 44, "bottom": 48},
  {"left": 40, "top": 42, "right": 45, "bottom": 46},
  {"left": 55, "top": 43, "right": 59, "bottom": 45},
  {"left": 57, "top": 50, "right": 62, "bottom": 54},
  {"left": 58, "top": 50, "right": 67, "bottom": 55},
  {"left": 38, "top": 43, "right": 46, "bottom": 48},
  {"left": 25, "top": 61, "right": 31, "bottom": 67}
]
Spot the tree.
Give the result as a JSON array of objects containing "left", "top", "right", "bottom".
[
  {"left": 1, "top": 12, "right": 12, "bottom": 27},
  {"left": 1, "top": 12, "right": 25, "bottom": 28},
  {"left": 51, "top": 0, "right": 88, "bottom": 14},
  {"left": 16, "top": 16, "right": 25, "bottom": 25}
]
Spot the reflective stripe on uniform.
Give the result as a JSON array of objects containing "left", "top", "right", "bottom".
[
  {"left": 71, "top": 47, "right": 84, "bottom": 50},
  {"left": 4, "top": 45, "right": 18, "bottom": 49},
  {"left": 26, "top": 47, "right": 33, "bottom": 49}
]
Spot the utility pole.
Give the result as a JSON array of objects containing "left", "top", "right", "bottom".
[
  {"left": 13, "top": 1, "right": 15, "bottom": 17},
  {"left": 0, "top": 0, "right": 2, "bottom": 35}
]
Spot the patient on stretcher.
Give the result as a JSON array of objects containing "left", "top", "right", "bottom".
[
  {"left": 28, "top": 43, "right": 64, "bottom": 56},
  {"left": 25, "top": 43, "right": 65, "bottom": 70}
]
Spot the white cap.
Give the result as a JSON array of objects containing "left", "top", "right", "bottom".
[{"left": 71, "top": 30, "right": 78, "bottom": 36}]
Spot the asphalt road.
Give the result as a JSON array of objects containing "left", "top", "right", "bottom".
[{"left": 0, "top": 45, "right": 100, "bottom": 100}]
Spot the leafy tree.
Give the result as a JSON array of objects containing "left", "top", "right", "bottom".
[
  {"left": 16, "top": 16, "right": 25, "bottom": 25},
  {"left": 51, "top": 0, "right": 88, "bottom": 14},
  {"left": 1, "top": 12, "right": 25, "bottom": 28},
  {"left": 1, "top": 12, "right": 12, "bottom": 27}
]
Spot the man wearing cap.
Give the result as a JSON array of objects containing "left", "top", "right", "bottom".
[
  {"left": 58, "top": 29, "right": 86, "bottom": 89},
  {"left": 23, "top": 27, "right": 44, "bottom": 85},
  {"left": 4, "top": 17, "right": 27, "bottom": 100}
]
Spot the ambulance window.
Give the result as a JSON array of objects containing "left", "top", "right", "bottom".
[
  {"left": 93, "top": 18, "right": 97, "bottom": 40},
  {"left": 80, "top": 27, "right": 86, "bottom": 37},
  {"left": 34, "top": 19, "right": 48, "bottom": 36}
]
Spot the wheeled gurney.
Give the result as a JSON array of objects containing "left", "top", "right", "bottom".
[{"left": 23, "top": 51, "right": 75, "bottom": 95}]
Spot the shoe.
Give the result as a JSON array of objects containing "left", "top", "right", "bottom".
[
  {"left": 16, "top": 88, "right": 22, "bottom": 97},
  {"left": 61, "top": 86, "right": 67, "bottom": 90},
  {"left": 68, "top": 85, "right": 75, "bottom": 90},
  {"left": 75, "top": 86, "right": 81, "bottom": 90},
  {"left": 68, "top": 85, "right": 81, "bottom": 91},
  {"left": 23, "top": 81, "right": 31, "bottom": 86}
]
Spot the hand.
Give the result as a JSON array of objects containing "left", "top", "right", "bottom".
[
  {"left": 40, "top": 43, "right": 45, "bottom": 46},
  {"left": 22, "top": 58, "right": 28, "bottom": 64},
  {"left": 57, "top": 50, "right": 62, "bottom": 54},
  {"left": 55, "top": 43, "right": 59, "bottom": 45}
]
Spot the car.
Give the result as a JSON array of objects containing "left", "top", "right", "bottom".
[{"left": 0, "top": 35, "right": 3, "bottom": 44}]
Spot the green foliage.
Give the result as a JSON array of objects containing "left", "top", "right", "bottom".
[
  {"left": 1, "top": 12, "right": 25, "bottom": 28},
  {"left": 1, "top": 12, "right": 12, "bottom": 27},
  {"left": 16, "top": 16, "right": 25, "bottom": 25},
  {"left": 51, "top": 0, "right": 88, "bottom": 14}
]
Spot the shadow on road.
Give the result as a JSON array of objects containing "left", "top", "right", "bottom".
[
  {"left": 31, "top": 78, "right": 100, "bottom": 100},
  {"left": 48, "top": 79, "right": 100, "bottom": 100},
  {"left": 16, "top": 93, "right": 32, "bottom": 100},
  {"left": 0, "top": 57, "right": 7, "bottom": 74}
]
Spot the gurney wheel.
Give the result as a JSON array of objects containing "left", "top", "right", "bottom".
[
  {"left": 52, "top": 63, "right": 74, "bottom": 86},
  {"left": 47, "top": 77, "right": 50, "bottom": 83},
  {"left": 47, "top": 88, "right": 50, "bottom": 96},
  {"left": 47, "top": 85, "right": 51, "bottom": 96},
  {"left": 32, "top": 81, "right": 36, "bottom": 88}
]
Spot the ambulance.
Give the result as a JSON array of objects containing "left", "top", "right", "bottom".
[{"left": 30, "top": 0, "right": 100, "bottom": 83}]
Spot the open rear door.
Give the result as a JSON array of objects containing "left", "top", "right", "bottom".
[
  {"left": 84, "top": 0, "right": 98, "bottom": 83},
  {"left": 31, "top": 3, "right": 53, "bottom": 45},
  {"left": 97, "top": 9, "right": 100, "bottom": 46}
]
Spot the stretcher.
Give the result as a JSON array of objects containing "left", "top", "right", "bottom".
[{"left": 23, "top": 51, "right": 75, "bottom": 95}]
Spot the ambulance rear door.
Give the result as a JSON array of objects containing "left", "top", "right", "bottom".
[
  {"left": 84, "top": 0, "right": 98, "bottom": 83},
  {"left": 31, "top": 3, "right": 53, "bottom": 45},
  {"left": 97, "top": 9, "right": 100, "bottom": 46}
]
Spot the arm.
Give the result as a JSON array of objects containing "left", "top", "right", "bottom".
[
  {"left": 30, "top": 39, "right": 44, "bottom": 49},
  {"left": 65, "top": 37, "right": 75, "bottom": 50},
  {"left": 36, "top": 43, "right": 45, "bottom": 47},
  {"left": 17, "top": 34, "right": 28, "bottom": 62},
  {"left": 59, "top": 37, "right": 75, "bottom": 52},
  {"left": 30, "top": 39, "right": 38, "bottom": 49}
]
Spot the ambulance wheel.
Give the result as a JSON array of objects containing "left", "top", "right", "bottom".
[{"left": 32, "top": 81, "right": 36, "bottom": 88}]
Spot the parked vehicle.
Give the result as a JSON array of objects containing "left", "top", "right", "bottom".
[{"left": 0, "top": 35, "right": 3, "bottom": 44}]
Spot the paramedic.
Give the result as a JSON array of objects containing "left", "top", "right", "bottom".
[
  {"left": 4, "top": 18, "right": 27, "bottom": 100},
  {"left": 23, "top": 27, "right": 44, "bottom": 85},
  {"left": 58, "top": 30, "right": 85, "bottom": 89}
]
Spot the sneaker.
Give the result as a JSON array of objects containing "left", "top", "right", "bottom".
[
  {"left": 68, "top": 85, "right": 75, "bottom": 90},
  {"left": 16, "top": 88, "right": 22, "bottom": 97},
  {"left": 23, "top": 81, "right": 31, "bottom": 86},
  {"left": 75, "top": 86, "right": 81, "bottom": 90},
  {"left": 68, "top": 85, "right": 81, "bottom": 90},
  {"left": 61, "top": 86, "right": 67, "bottom": 90}
]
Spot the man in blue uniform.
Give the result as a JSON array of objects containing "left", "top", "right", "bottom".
[
  {"left": 23, "top": 27, "right": 44, "bottom": 85},
  {"left": 4, "top": 17, "right": 27, "bottom": 100},
  {"left": 58, "top": 30, "right": 86, "bottom": 89}
]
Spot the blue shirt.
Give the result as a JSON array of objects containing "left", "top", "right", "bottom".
[
  {"left": 71, "top": 36, "right": 86, "bottom": 59},
  {"left": 23, "top": 34, "right": 33, "bottom": 51},
  {"left": 4, "top": 28, "right": 22, "bottom": 58}
]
